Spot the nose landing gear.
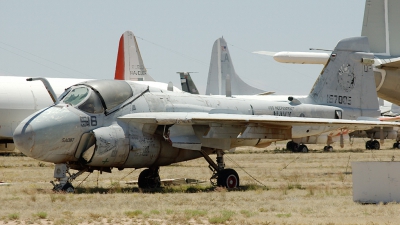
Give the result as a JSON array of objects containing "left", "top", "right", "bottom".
[{"left": 51, "top": 164, "right": 87, "bottom": 193}]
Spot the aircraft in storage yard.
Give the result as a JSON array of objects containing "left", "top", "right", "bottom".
[{"left": 12, "top": 36, "right": 400, "bottom": 191}]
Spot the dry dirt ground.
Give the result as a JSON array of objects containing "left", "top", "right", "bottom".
[{"left": 1, "top": 140, "right": 400, "bottom": 224}]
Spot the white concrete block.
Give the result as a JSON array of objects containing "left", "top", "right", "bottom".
[{"left": 352, "top": 161, "right": 400, "bottom": 203}]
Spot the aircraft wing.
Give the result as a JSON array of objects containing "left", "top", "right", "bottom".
[
  {"left": 118, "top": 112, "right": 397, "bottom": 128},
  {"left": 118, "top": 112, "right": 399, "bottom": 150}
]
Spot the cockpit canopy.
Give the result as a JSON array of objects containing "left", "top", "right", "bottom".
[{"left": 61, "top": 80, "right": 133, "bottom": 114}]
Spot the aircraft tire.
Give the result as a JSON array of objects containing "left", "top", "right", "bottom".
[
  {"left": 62, "top": 182, "right": 75, "bottom": 193},
  {"left": 299, "top": 144, "right": 308, "bottom": 153},
  {"left": 286, "top": 141, "right": 299, "bottom": 152},
  {"left": 217, "top": 169, "right": 239, "bottom": 188},
  {"left": 365, "top": 141, "right": 372, "bottom": 150},
  {"left": 372, "top": 140, "right": 380, "bottom": 150},
  {"left": 138, "top": 169, "right": 161, "bottom": 189}
]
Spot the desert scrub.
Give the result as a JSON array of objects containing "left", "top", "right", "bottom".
[{"left": 208, "top": 210, "right": 234, "bottom": 224}]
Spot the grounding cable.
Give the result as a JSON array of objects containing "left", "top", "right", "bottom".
[
  {"left": 75, "top": 172, "right": 92, "bottom": 189},
  {"left": 280, "top": 155, "right": 301, "bottom": 170},
  {"left": 225, "top": 154, "right": 268, "bottom": 188},
  {"left": 343, "top": 153, "right": 351, "bottom": 183}
]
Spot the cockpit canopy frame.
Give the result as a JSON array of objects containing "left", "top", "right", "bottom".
[{"left": 61, "top": 80, "right": 134, "bottom": 115}]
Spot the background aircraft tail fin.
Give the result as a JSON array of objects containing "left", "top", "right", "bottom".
[
  {"left": 178, "top": 72, "right": 199, "bottom": 94},
  {"left": 362, "top": 0, "right": 400, "bottom": 56},
  {"left": 114, "top": 31, "right": 155, "bottom": 81},
  {"left": 308, "top": 37, "right": 379, "bottom": 117},
  {"left": 205, "top": 37, "right": 265, "bottom": 95}
]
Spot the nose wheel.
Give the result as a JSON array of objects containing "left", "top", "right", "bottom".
[{"left": 51, "top": 164, "right": 87, "bottom": 193}]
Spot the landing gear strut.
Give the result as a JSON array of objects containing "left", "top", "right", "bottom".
[
  {"left": 51, "top": 164, "right": 87, "bottom": 193},
  {"left": 138, "top": 167, "right": 161, "bottom": 189},
  {"left": 200, "top": 149, "right": 239, "bottom": 188}
]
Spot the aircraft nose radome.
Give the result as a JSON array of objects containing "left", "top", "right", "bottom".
[{"left": 13, "top": 123, "right": 34, "bottom": 156}]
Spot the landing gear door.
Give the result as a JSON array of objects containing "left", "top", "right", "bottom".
[{"left": 335, "top": 110, "right": 342, "bottom": 119}]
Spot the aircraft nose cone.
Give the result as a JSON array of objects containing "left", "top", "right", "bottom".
[{"left": 13, "top": 123, "right": 35, "bottom": 156}]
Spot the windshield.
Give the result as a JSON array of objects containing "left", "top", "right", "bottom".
[
  {"left": 63, "top": 87, "right": 89, "bottom": 106},
  {"left": 78, "top": 91, "right": 104, "bottom": 114}
]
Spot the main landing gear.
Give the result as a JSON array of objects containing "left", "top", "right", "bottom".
[
  {"left": 200, "top": 149, "right": 239, "bottom": 188},
  {"left": 323, "top": 145, "right": 333, "bottom": 152},
  {"left": 51, "top": 164, "right": 87, "bottom": 193},
  {"left": 393, "top": 141, "right": 400, "bottom": 149},
  {"left": 137, "top": 167, "right": 161, "bottom": 189},
  {"left": 366, "top": 140, "right": 380, "bottom": 150},
  {"left": 286, "top": 141, "right": 308, "bottom": 153}
]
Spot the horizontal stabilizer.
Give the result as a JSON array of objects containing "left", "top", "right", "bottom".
[
  {"left": 255, "top": 51, "right": 330, "bottom": 65},
  {"left": 378, "top": 57, "right": 400, "bottom": 69}
]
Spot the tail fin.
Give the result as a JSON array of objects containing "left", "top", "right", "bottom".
[
  {"left": 178, "top": 72, "right": 199, "bottom": 94},
  {"left": 114, "top": 31, "right": 155, "bottom": 81},
  {"left": 205, "top": 37, "right": 265, "bottom": 95},
  {"left": 308, "top": 37, "right": 380, "bottom": 118},
  {"left": 362, "top": 0, "right": 400, "bottom": 56}
]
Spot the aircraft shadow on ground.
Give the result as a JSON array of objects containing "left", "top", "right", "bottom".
[{"left": 36, "top": 184, "right": 268, "bottom": 194}]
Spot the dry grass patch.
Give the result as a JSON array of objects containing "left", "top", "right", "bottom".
[{"left": 2, "top": 140, "right": 400, "bottom": 224}]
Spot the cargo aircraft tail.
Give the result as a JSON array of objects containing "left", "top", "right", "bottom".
[
  {"left": 206, "top": 37, "right": 265, "bottom": 95},
  {"left": 114, "top": 31, "right": 155, "bottom": 81}
]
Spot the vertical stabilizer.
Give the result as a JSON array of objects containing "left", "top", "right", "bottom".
[
  {"left": 206, "top": 37, "right": 265, "bottom": 95},
  {"left": 308, "top": 37, "right": 379, "bottom": 118},
  {"left": 179, "top": 72, "right": 199, "bottom": 94},
  {"left": 362, "top": 0, "right": 400, "bottom": 56},
  {"left": 115, "top": 31, "right": 155, "bottom": 81}
]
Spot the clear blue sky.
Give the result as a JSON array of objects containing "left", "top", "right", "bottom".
[{"left": 0, "top": 1, "right": 365, "bottom": 95}]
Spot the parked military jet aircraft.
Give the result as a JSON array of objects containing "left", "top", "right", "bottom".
[{"left": 12, "top": 36, "right": 400, "bottom": 192}]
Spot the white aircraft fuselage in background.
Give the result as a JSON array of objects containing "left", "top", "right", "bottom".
[{"left": 0, "top": 76, "right": 89, "bottom": 151}]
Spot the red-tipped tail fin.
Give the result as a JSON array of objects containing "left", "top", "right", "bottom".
[{"left": 114, "top": 31, "right": 155, "bottom": 81}]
